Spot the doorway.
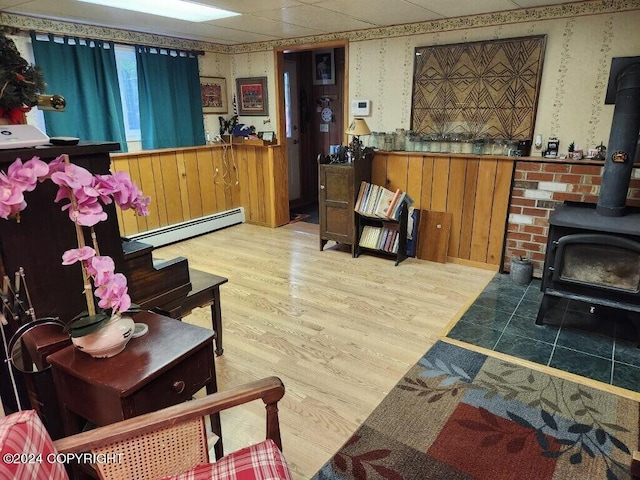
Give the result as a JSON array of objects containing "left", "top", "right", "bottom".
[{"left": 275, "top": 42, "right": 349, "bottom": 225}]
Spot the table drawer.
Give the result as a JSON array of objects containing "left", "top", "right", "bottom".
[{"left": 132, "top": 343, "right": 214, "bottom": 414}]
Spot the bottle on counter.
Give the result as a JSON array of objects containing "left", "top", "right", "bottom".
[
  {"left": 472, "top": 138, "right": 484, "bottom": 155},
  {"left": 394, "top": 129, "right": 406, "bottom": 151},
  {"left": 450, "top": 133, "right": 462, "bottom": 154},
  {"left": 461, "top": 133, "right": 473, "bottom": 154}
]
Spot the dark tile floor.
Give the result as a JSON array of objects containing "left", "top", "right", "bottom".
[
  {"left": 447, "top": 273, "right": 640, "bottom": 393},
  {"left": 290, "top": 202, "right": 319, "bottom": 224}
]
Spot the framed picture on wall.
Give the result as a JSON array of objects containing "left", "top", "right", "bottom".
[
  {"left": 200, "top": 77, "right": 228, "bottom": 114},
  {"left": 236, "top": 77, "right": 269, "bottom": 116},
  {"left": 313, "top": 49, "right": 335, "bottom": 85}
]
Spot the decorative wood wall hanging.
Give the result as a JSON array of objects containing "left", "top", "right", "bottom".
[{"left": 411, "top": 35, "right": 546, "bottom": 141}]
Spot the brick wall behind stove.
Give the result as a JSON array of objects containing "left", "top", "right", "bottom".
[{"left": 504, "top": 161, "right": 640, "bottom": 277}]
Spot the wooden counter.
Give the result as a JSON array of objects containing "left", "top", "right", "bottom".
[
  {"left": 371, "top": 151, "right": 515, "bottom": 270},
  {"left": 112, "top": 143, "right": 289, "bottom": 236}
]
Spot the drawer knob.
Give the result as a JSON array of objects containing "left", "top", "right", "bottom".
[
  {"left": 320, "top": 184, "right": 325, "bottom": 190},
  {"left": 172, "top": 380, "right": 185, "bottom": 394}
]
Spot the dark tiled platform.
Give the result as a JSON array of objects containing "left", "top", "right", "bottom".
[{"left": 447, "top": 274, "right": 640, "bottom": 393}]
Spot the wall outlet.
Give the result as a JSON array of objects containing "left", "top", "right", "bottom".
[{"left": 320, "top": 124, "right": 329, "bottom": 133}]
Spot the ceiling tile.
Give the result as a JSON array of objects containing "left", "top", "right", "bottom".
[
  {"left": 191, "top": 0, "right": 303, "bottom": 15},
  {"left": 258, "top": 4, "right": 376, "bottom": 32},
  {"left": 211, "top": 13, "right": 323, "bottom": 38},
  {"left": 406, "top": 0, "right": 520, "bottom": 17},
  {"left": 317, "top": 0, "right": 442, "bottom": 26},
  {"left": 512, "top": 0, "right": 580, "bottom": 7},
  {"left": 0, "top": 0, "right": 33, "bottom": 8}
]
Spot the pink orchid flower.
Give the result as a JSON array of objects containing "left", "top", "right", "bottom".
[
  {"left": 51, "top": 163, "right": 94, "bottom": 190},
  {"left": 109, "top": 171, "right": 138, "bottom": 209},
  {"left": 0, "top": 173, "right": 26, "bottom": 219},
  {"left": 7, "top": 157, "right": 49, "bottom": 192},
  {"left": 68, "top": 201, "right": 108, "bottom": 227},
  {"left": 62, "top": 246, "right": 96, "bottom": 265},
  {"left": 59, "top": 192, "right": 107, "bottom": 226},
  {"left": 44, "top": 156, "right": 67, "bottom": 179},
  {"left": 132, "top": 193, "right": 151, "bottom": 216},
  {"left": 86, "top": 256, "right": 115, "bottom": 286},
  {"left": 95, "top": 273, "right": 131, "bottom": 314},
  {"left": 93, "top": 175, "right": 119, "bottom": 203}
]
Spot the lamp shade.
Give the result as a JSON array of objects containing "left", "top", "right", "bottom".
[{"left": 345, "top": 118, "right": 371, "bottom": 136}]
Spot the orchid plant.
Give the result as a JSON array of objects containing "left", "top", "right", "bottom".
[{"left": 0, "top": 154, "right": 150, "bottom": 337}]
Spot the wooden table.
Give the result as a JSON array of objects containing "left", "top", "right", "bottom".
[
  {"left": 48, "top": 311, "right": 222, "bottom": 459},
  {"left": 174, "top": 268, "right": 228, "bottom": 356}
]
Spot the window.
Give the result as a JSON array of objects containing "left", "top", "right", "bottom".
[
  {"left": 284, "top": 71, "right": 292, "bottom": 138},
  {"left": 114, "top": 45, "right": 141, "bottom": 142}
]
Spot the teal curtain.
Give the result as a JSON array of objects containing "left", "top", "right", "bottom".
[
  {"left": 136, "top": 46, "right": 205, "bottom": 149},
  {"left": 30, "top": 33, "right": 128, "bottom": 152}
]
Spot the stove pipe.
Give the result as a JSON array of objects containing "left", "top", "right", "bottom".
[{"left": 596, "top": 62, "right": 640, "bottom": 217}]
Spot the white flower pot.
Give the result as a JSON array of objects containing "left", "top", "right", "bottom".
[{"left": 71, "top": 314, "right": 135, "bottom": 358}]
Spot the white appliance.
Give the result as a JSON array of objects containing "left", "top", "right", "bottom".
[{"left": 0, "top": 125, "right": 50, "bottom": 149}]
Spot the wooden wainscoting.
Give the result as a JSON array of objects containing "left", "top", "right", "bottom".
[
  {"left": 372, "top": 152, "right": 515, "bottom": 269},
  {"left": 112, "top": 144, "right": 289, "bottom": 236}
]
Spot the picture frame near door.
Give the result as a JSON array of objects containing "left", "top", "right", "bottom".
[
  {"left": 236, "top": 77, "right": 269, "bottom": 116},
  {"left": 313, "top": 49, "right": 335, "bottom": 85},
  {"left": 200, "top": 77, "right": 228, "bottom": 114}
]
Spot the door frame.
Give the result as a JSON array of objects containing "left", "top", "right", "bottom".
[{"left": 273, "top": 39, "right": 350, "bottom": 208}]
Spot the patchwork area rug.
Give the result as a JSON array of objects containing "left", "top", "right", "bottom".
[{"left": 313, "top": 340, "right": 639, "bottom": 480}]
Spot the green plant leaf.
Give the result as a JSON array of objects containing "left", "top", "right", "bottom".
[
  {"left": 124, "top": 303, "right": 143, "bottom": 313},
  {"left": 68, "top": 313, "right": 110, "bottom": 337}
]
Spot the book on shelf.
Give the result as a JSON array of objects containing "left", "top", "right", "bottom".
[
  {"left": 355, "top": 182, "right": 412, "bottom": 221},
  {"left": 355, "top": 181, "right": 367, "bottom": 212},
  {"left": 373, "top": 188, "right": 397, "bottom": 218},
  {"left": 360, "top": 224, "right": 403, "bottom": 252}
]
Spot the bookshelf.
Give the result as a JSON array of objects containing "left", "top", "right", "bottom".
[{"left": 354, "top": 201, "right": 408, "bottom": 266}]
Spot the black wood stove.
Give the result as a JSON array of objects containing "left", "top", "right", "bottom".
[
  {"left": 536, "top": 57, "right": 640, "bottom": 325},
  {"left": 536, "top": 202, "right": 640, "bottom": 323}
]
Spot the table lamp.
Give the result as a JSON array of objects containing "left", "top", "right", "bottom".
[{"left": 345, "top": 117, "right": 371, "bottom": 157}]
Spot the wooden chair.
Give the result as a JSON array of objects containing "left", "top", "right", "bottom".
[{"left": 1, "top": 377, "right": 292, "bottom": 480}]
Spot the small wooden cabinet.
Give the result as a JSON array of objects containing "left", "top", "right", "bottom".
[{"left": 319, "top": 159, "right": 371, "bottom": 253}]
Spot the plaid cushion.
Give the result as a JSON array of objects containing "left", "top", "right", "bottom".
[
  {"left": 162, "top": 439, "right": 293, "bottom": 480},
  {"left": 0, "top": 410, "right": 69, "bottom": 480}
]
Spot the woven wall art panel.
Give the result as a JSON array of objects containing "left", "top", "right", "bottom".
[{"left": 411, "top": 35, "right": 546, "bottom": 141}]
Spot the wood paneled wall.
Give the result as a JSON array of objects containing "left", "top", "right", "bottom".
[
  {"left": 112, "top": 144, "right": 289, "bottom": 236},
  {"left": 372, "top": 152, "right": 515, "bottom": 269}
]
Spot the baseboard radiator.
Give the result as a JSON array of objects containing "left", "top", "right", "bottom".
[{"left": 125, "top": 207, "right": 245, "bottom": 248}]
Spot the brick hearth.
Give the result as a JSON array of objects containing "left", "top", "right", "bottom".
[{"left": 503, "top": 160, "right": 640, "bottom": 277}]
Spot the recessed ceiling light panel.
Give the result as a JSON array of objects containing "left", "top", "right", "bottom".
[{"left": 78, "top": 0, "right": 240, "bottom": 22}]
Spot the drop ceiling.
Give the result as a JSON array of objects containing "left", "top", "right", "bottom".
[{"left": 0, "top": 0, "right": 591, "bottom": 45}]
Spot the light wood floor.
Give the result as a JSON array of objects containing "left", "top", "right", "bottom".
[{"left": 156, "top": 222, "right": 496, "bottom": 479}]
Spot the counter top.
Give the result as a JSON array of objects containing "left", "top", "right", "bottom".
[
  {"left": 371, "top": 149, "right": 634, "bottom": 166},
  {"left": 112, "top": 141, "right": 279, "bottom": 158},
  {"left": 0, "top": 141, "right": 120, "bottom": 163}
]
